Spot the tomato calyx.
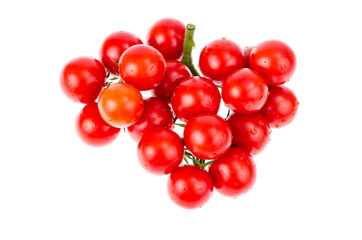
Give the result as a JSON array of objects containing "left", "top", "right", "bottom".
[
  {"left": 104, "top": 70, "right": 124, "bottom": 87},
  {"left": 183, "top": 150, "right": 215, "bottom": 169},
  {"left": 181, "top": 24, "right": 200, "bottom": 77}
]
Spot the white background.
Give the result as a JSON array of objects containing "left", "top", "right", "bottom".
[{"left": 1, "top": 0, "right": 361, "bottom": 239}]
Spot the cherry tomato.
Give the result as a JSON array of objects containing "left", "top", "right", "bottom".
[
  {"left": 243, "top": 46, "right": 256, "bottom": 68},
  {"left": 260, "top": 85, "right": 299, "bottom": 128},
  {"left": 60, "top": 57, "right": 106, "bottom": 103},
  {"left": 127, "top": 97, "right": 174, "bottom": 142},
  {"left": 167, "top": 165, "right": 213, "bottom": 209},
  {"left": 227, "top": 112, "right": 271, "bottom": 155},
  {"left": 184, "top": 114, "right": 232, "bottom": 160},
  {"left": 98, "top": 82, "right": 144, "bottom": 128},
  {"left": 151, "top": 60, "right": 192, "bottom": 103},
  {"left": 99, "top": 31, "right": 143, "bottom": 75},
  {"left": 171, "top": 77, "right": 220, "bottom": 122},
  {"left": 119, "top": 45, "right": 166, "bottom": 91},
  {"left": 75, "top": 102, "right": 120, "bottom": 147},
  {"left": 137, "top": 128, "right": 184, "bottom": 175},
  {"left": 222, "top": 68, "right": 268, "bottom": 114},
  {"left": 209, "top": 147, "right": 256, "bottom": 197},
  {"left": 249, "top": 40, "right": 296, "bottom": 85},
  {"left": 199, "top": 38, "right": 246, "bottom": 81},
  {"left": 146, "top": 18, "right": 185, "bottom": 60}
]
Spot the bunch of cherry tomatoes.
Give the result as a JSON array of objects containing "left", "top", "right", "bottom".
[{"left": 60, "top": 18, "right": 299, "bottom": 209}]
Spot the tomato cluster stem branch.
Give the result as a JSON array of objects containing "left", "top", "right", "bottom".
[{"left": 181, "top": 24, "right": 200, "bottom": 77}]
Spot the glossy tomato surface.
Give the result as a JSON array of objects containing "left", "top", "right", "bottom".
[
  {"left": 99, "top": 31, "right": 142, "bottom": 75},
  {"left": 222, "top": 68, "right": 268, "bottom": 114},
  {"left": 227, "top": 112, "right": 271, "bottom": 155},
  {"left": 260, "top": 85, "right": 299, "bottom": 128},
  {"left": 209, "top": 147, "right": 256, "bottom": 197},
  {"left": 151, "top": 60, "right": 192, "bottom": 103},
  {"left": 75, "top": 102, "right": 120, "bottom": 147},
  {"left": 127, "top": 97, "right": 174, "bottom": 142},
  {"left": 98, "top": 83, "right": 144, "bottom": 128},
  {"left": 60, "top": 57, "right": 106, "bottom": 103},
  {"left": 249, "top": 40, "right": 296, "bottom": 85},
  {"left": 119, "top": 45, "right": 166, "bottom": 90},
  {"left": 184, "top": 114, "right": 232, "bottom": 160},
  {"left": 137, "top": 128, "right": 184, "bottom": 175},
  {"left": 167, "top": 165, "right": 213, "bottom": 209},
  {"left": 171, "top": 77, "right": 220, "bottom": 122},
  {"left": 199, "top": 38, "right": 246, "bottom": 81},
  {"left": 146, "top": 18, "right": 185, "bottom": 60}
]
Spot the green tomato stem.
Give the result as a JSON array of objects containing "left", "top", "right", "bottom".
[{"left": 181, "top": 24, "right": 200, "bottom": 77}]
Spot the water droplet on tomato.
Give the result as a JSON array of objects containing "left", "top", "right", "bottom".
[
  {"left": 281, "top": 119, "right": 286, "bottom": 123},
  {"left": 275, "top": 125, "right": 279, "bottom": 128}
]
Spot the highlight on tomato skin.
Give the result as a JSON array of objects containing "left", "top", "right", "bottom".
[
  {"left": 99, "top": 31, "right": 143, "bottom": 75},
  {"left": 98, "top": 82, "right": 144, "bottom": 128},
  {"left": 260, "top": 85, "right": 299, "bottom": 128},
  {"left": 75, "top": 102, "right": 121, "bottom": 147},
  {"left": 137, "top": 128, "right": 184, "bottom": 175},
  {"left": 146, "top": 18, "right": 186, "bottom": 60},
  {"left": 167, "top": 165, "right": 214, "bottom": 209},
  {"left": 208, "top": 147, "right": 257, "bottom": 198},
  {"left": 60, "top": 57, "right": 106, "bottom": 104},
  {"left": 127, "top": 97, "right": 174, "bottom": 142}
]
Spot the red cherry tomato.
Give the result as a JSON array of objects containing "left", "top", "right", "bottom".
[
  {"left": 167, "top": 165, "right": 213, "bottom": 209},
  {"left": 119, "top": 45, "right": 166, "bottom": 90},
  {"left": 60, "top": 57, "right": 106, "bottom": 103},
  {"left": 249, "top": 40, "right": 296, "bottom": 85},
  {"left": 227, "top": 112, "right": 271, "bottom": 155},
  {"left": 209, "top": 147, "right": 256, "bottom": 197},
  {"left": 146, "top": 18, "right": 185, "bottom": 60},
  {"left": 199, "top": 38, "right": 246, "bottom": 81},
  {"left": 127, "top": 97, "right": 174, "bottom": 142},
  {"left": 260, "top": 85, "right": 299, "bottom": 128},
  {"left": 171, "top": 77, "right": 220, "bottom": 122},
  {"left": 151, "top": 60, "right": 192, "bottom": 103},
  {"left": 243, "top": 46, "right": 256, "bottom": 68},
  {"left": 98, "top": 82, "right": 144, "bottom": 128},
  {"left": 75, "top": 102, "right": 120, "bottom": 147},
  {"left": 137, "top": 128, "right": 184, "bottom": 175},
  {"left": 99, "top": 31, "right": 143, "bottom": 75},
  {"left": 222, "top": 68, "right": 268, "bottom": 114},
  {"left": 184, "top": 114, "right": 232, "bottom": 160}
]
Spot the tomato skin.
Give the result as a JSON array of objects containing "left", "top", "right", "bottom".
[
  {"left": 199, "top": 38, "right": 246, "bottom": 81},
  {"left": 75, "top": 102, "right": 120, "bottom": 147},
  {"left": 184, "top": 114, "right": 232, "bottom": 160},
  {"left": 137, "top": 128, "right": 184, "bottom": 175},
  {"left": 209, "top": 147, "right": 256, "bottom": 197},
  {"left": 60, "top": 57, "right": 106, "bottom": 103},
  {"left": 260, "top": 85, "right": 298, "bottom": 128},
  {"left": 127, "top": 97, "right": 174, "bottom": 142},
  {"left": 146, "top": 18, "right": 185, "bottom": 60},
  {"left": 249, "top": 40, "right": 296, "bottom": 85},
  {"left": 227, "top": 112, "right": 271, "bottom": 155},
  {"left": 171, "top": 77, "right": 221, "bottom": 122},
  {"left": 167, "top": 165, "right": 213, "bottom": 209},
  {"left": 119, "top": 45, "right": 166, "bottom": 91},
  {"left": 99, "top": 31, "right": 143, "bottom": 75},
  {"left": 98, "top": 83, "right": 144, "bottom": 128},
  {"left": 151, "top": 60, "right": 192, "bottom": 103},
  {"left": 222, "top": 68, "right": 268, "bottom": 114}
]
